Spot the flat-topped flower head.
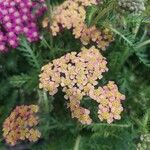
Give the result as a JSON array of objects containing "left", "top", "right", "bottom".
[
  {"left": 3, "top": 105, "right": 41, "bottom": 146},
  {"left": 39, "top": 47, "right": 125, "bottom": 124},
  {"left": 43, "top": 0, "right": 113, "bottom": 50},
  {"left": 39, "top": 46, "right": 108, "bottom": 95},
  {"left": 0, "top": 0, "right": 47, "bottom": 52},
  {"left": 137, "top": 134, "right": 150, "bottom": 150},
  {"left": 118, "top": 0, "right": 145, "bottom": 15}
]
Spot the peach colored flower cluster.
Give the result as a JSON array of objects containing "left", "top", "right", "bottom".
[
  {"left": 73, "top": 0, "right": 98, "bottom": 6},
  {"left": 89, "top": 81, "right": 125, "bottom": 123},
  {"left": 3, "top": 105, "right": 41, "bottom": 146},
  {"left": 39, "top": 46, "right": 125, "bottom": 124},
  {"left": 43, "top": 0, "right": 113, "bottom": 50}
]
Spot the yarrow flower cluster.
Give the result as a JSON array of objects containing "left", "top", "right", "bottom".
[
  {"left": 89, "top": 81, "right": 125, "bottom": 123},
  {"left": 39, "top": 46, "right": 125, "bottom": 124},
  {"left": 137, "top": 134, "right": 150, "bottom": 150},
  {"left": 118, "top": 0, "right": 145, "bottom": 15},
  {"left": 3, "top": 105, "right": 41, "bottom": 146},
  {"left": 43, "top": 0, "right": 113, "bottom": 50},
  {"left": 0, "top": 0, "right": 47, "bottom": 52}
]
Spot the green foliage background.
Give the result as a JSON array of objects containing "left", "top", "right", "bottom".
[{"left": 0, "top": 0, "right": 150, "bottom": 149}]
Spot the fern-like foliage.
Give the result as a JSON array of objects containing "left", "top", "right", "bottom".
[
  {"left": 17, "top": 37, "right": 41, "bottom": 70},
  {"left": 0, "top": 0, "right": 149, "bottom": 149},
  {"left": 136, "top": 50, "right": 150, "bottom": 67},
  {"left": 9, "top": 74, "right": 31, "bottom": 88}
]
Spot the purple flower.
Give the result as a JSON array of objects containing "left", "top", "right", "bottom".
[{"left": 0, "top": 0, "right": 47, "bottom": 52}]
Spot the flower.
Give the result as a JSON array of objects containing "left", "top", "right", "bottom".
[
  {"left": 3, "top": 105, "right": 41, "bottom": 146},
  {"left": 137, "top": 134, "right": 150, "bottom": 150},
  {"left": 89, "top": 81, "right": 125, "bottom": 124},
  {"left": 118, "top": 0, "right": 145, "bottom": 14},
  {"left": 43, "top": 0, "right": 113, "bottom": 50},
  {"left": 39, "top": 46, "right": 125, "bottom": 124},
  {"left": 0, "top": 0, "right": 47, "bottom": 52}
]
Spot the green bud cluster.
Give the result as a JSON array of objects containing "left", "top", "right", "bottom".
[
  {"left": 118, "top": 0, "right": 145, "bottom": 14},
  {"left": 137, "top": 134, "right": 150, "bottom": 150}
]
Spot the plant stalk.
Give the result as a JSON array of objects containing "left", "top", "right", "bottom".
[
  {"left": 136, "top": 39, "right": 150, "bottom": 49},
  {"left": 73, "top": 135, "right": 81, "bottom": 150}
]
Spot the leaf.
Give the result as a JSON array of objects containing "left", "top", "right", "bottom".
[
  {"left": 18, "top": 37, "right": 41, "bottom": 70},
  {"left": 136, "top": 50, "right": 150, "bottom": 67},
  {"left": 9, "top": 74, "right": 31, "bottom": 88},
  {"left": 110, "top": 27, "right": 134, "bottom": 47},
  {"left": 86, "top": 6, "right": 98, "bottom": 26}
]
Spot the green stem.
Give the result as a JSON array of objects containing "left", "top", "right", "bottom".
[
  {"left": 43, "top": 91, "right": 49, "bottom": 113},
  {"left": 38, "top": 90, "right": 43, "bottom": 104},
  {"left": 133, "top": 22, "right": 141, "bottom": 39},
  {"left": 38, "top": 90, "right": 49, "bottom": 113},
  {"left": 140, "top": 27, "right": 147, "bottom": 42},
  {"left": 73, "top": 135, "right": 81, "bottom": 150},
  {"left": 90, "top": 123, "right": 131, "bottom": 128},
  {"left": 136, "top": 39, "right": 150, "bottom": 49},
  {"left": 92, "top": 1, "right": 116, "bottom": 25},
  {"left": 42, "top": 36, "right": 52, "bottom": 50}
]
